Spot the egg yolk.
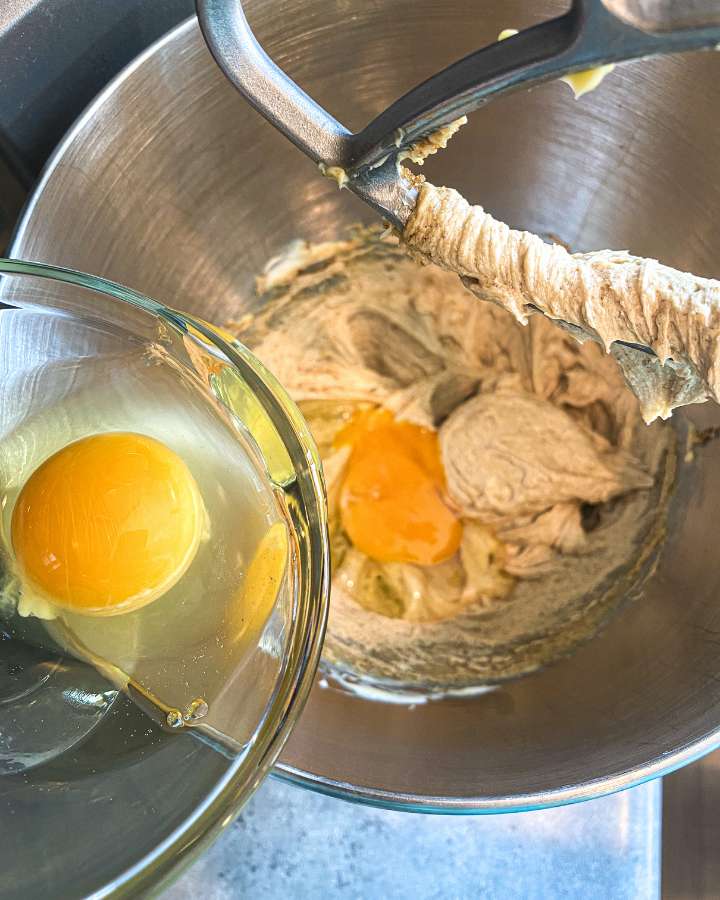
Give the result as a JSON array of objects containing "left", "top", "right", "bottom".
[
  {"left": 11, "top": 432, "right": 206, "bottom": 616},
  {"left": 334, "top": 409, "right": 462, "bottom": 565}
]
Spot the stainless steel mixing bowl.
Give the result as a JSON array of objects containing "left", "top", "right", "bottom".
[{"left": 10, "top": 1, "right": 720, "bottom": 812}]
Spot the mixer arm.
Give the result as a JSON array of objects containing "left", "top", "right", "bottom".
[{"left": 197, "top": 0, "right": 720, "bottom": 226}]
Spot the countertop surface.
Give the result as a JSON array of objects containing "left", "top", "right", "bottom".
[{"left": 167, "top": 776, "right": 661, "bottom": 899}]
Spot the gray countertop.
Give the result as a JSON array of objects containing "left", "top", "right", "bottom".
[{"left": 167, "top": 777, "right": 661, "bottom": 899}]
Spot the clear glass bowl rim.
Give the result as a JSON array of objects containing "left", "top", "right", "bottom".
[{"left": 0, "top": 256, "right": 330, "bottom": 897}]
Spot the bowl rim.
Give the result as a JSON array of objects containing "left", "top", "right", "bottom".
[
  {"left": 0, "top": 255, "right": 330, "bottom": 895},
  {"left": 273, "top": 728, "right": 720, "bottom": 814}
]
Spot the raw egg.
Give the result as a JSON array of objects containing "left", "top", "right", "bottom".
[
  {"left": 11, "top": 432, "right": 207, "bottom": 616},
  {"left": 334, "top": 408, "right": 462, "bottom": 565}
]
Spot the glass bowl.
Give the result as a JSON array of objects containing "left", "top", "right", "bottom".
[{"left": 0, "top": 258, "right": 329, "bottom": 896}]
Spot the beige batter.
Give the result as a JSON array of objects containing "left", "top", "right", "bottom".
[
  {"left": 403, "top": 182, "right": 720, "bottom": 424},
  {"left": 232, "top": 233, "right": 676, "bottom": 687}
]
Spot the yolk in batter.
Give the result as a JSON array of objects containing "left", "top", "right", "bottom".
[{"left": 334, "top": 408, "right": 462, "bottom": 565}]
